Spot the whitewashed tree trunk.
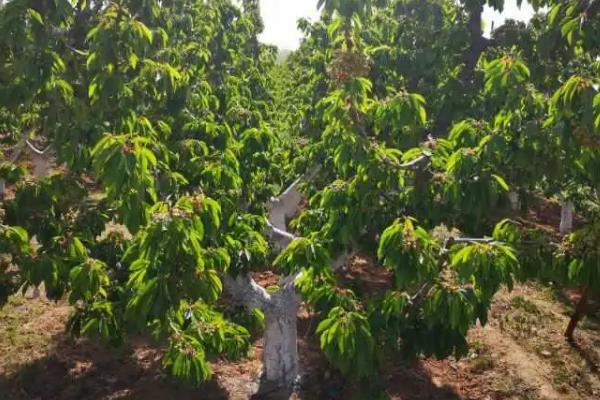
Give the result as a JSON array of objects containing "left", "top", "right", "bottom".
[
  {"left": 225, "top": 167, "right": 354, "bottom": 389},
  {"left": 262, "top": 286, "right": 299, "bottom": 385},
  {"left": 28, "top": 141, "right": 52, "bottom": 299},
  {"left": 508, "top": 191, "right": 520, "bottom": 211},
  {"left": 223, "top": 274, "right": 300, "bottom": 387},
  {"left": 268, "top": 178, "right": 303, "bottom": 231},
  {"left": 560, "top": 198, "right": 574, "bottom": 235}
]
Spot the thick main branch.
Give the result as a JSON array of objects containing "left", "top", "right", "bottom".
[{"left": 222, "top": 274, "right": 271, "bottom": 311}]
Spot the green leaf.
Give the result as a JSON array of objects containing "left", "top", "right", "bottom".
[
  {"left": 129, "top": 53, "right": 139, "bottom": 70},
  {"left": 88, "top": 82, "right": 98, "bottom": 99},
  {"left": 491, "top": 174, "right": 510, "bottom": 192},
  {"left": 27, "top": 9, "right": 44, "bottom": 25},
  {"left": 133, "top": 20, "right": 154, "bottom": 44}
]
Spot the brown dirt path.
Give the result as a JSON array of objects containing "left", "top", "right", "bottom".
[{"left": 473, "top": 325, "right": 572, "bottom": 400}]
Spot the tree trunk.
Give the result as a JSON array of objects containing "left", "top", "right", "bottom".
[
  {"left": 585, "top": 0, "right": 600, "bottom": 19},
  {"left": 565, "top": 286, "right": 589, "bottom": 341},
  {"left": 226, "top": 167, "right": 332, "bottom": 388},
  {"left": 461, "top": 2, "right": 488, "bottom": 85},
  {"left": 262, "top": 286, "right": 300, "bottom": 386},
  {"left": 508, "top": 191, "right": 520, "bottom": 211},
  {"left": 223, "top": 274, "right": 300, "bottom": 387},
  {"left": 435, "top": 2, "right": 488, "bottom": 136},
  {"left": 560, "top": 199, "right": 574, "bottom": 235}
]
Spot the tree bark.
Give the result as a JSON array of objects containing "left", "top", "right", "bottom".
[
  {"left": 267, "top": 177, "right": 302, "bottom": 252},
  {"left": 558, "top": 195, "right": 586, "bottom": 341},
  {"left": 585, "top": 0, "right": 600, "bottom": 19},
  {"left": 460, "top": 2, "right": 488, "bottom": 86},
  {"left": 435, "top": 2, "right": 489, "bottom": 136},
  {"left": 223, "top": 274, "right": 271, "bottom": 310},
  {"left": 262, "top": 285, "right": 300, "bottom": 385},
  {"left": 225, "top": 166, "right": 354, "bottom": 387},
  {"left": 508, "top": 191, "right": 520, "bottom": 211},
  {"left": 223, "top": 274, "right": 300, "bottom": 387},
  {"left": 565, "top": 286, "right": 589, "bottom": 341},
  {"left": 223, "top": 174, "right": 306, "bottom": 388},
  {"left": 560, "top": 199, "right": 574, "bottom": 235}
]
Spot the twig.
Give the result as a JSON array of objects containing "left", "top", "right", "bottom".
[
  {"left": 411, "top": 282, "right": 432, "bottom": 302},
  {"left": 585, "top": 0, "right": 600, "bottom": 18},
  {"left": 444, "top": 237, "right": 550, "bottom": 247},
  {"left": 25, "top": 139, "right": 51, "bottom": 155},
  {"left": 378, "top": 152, "right": 432, "bottom": 172},
  {"left": 398, "top": 154, "right": 431, "bottom": 170}
]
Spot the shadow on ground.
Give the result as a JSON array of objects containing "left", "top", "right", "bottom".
[
  {"left": 0, "top": 296, "right": 464, "bottom": 400},
  {"left": 1, "top": 318, "right": 462, "bottom": 400},
  {"left": 0, "top": 333, "right": 229, "bottom": 400}
]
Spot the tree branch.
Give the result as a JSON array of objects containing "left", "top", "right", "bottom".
[
  {"left": 460, "top": 3, "right": 489, "bottom": 85},
  {"left": 410, "top": 234, "right": 547, "bottom": 306},
  {"left": 226, "top": 168, "right": 318, "bottom": 309},
  {"left": 25, "top": 139, "right": 51, "bottom": 155},
  {"left": 411, "top": 282, "right": 431, "bottom": 302},
  {"left": 0, "top": 130, "right": 35, "bottom": 198},
  {"left": 227, "top": 165, "right": 357, "bottom": 311},
  {"left": 266, "top": 220, "right": 298, "bottom": 251},
  {"left": 585, "top": 0, "right": 600, "bottom": 19},
  {"left": 397, "top": 154, "right": 431, "bottom": 170},
  {"left": 222, "top": 274, "right": 272, "bottom": 311},
  {"left": 444, "top": 237, "right": 549, "bottom": 247}
]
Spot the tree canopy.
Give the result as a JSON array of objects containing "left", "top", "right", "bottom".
[{"left": 1, "top": 0, "right": 600, "bottom": 397}]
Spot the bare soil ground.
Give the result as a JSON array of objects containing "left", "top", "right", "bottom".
[{"left": 1, "top": 282, "right": 599, "bottom": 400}]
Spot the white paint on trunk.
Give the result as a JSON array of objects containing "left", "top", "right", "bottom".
[
  {"left": 267, "top": 166, "right": 320, "bottom": 234},
  {"left": 268, "top": 177, "right": 303, "bottom": 232},
  {"left": 224, "top": 274, "right": 300, "bottom": 387},
  {"left": 222, "top": 274, "right": 271, "bottom": 310},
  {"left": 508, "top": 191, "right": 520, "bottom": 211},
  {"left": 225, "top": 167, "right": 355, "bottom": 388},
  {"left": 560, "top": 199, "right": 574, "bottom": 235},
  {"left": 262, "top": 286, "right": 299, "bottom": 385},
  {"left": 24, "top": 138, "right": 53, "bottom": 178},
  {"left": 332, "top": 248, "right": 355, "bottom": 271},
  {"left": 267, "top": 221, "right": 297, "bottom": 252}
]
